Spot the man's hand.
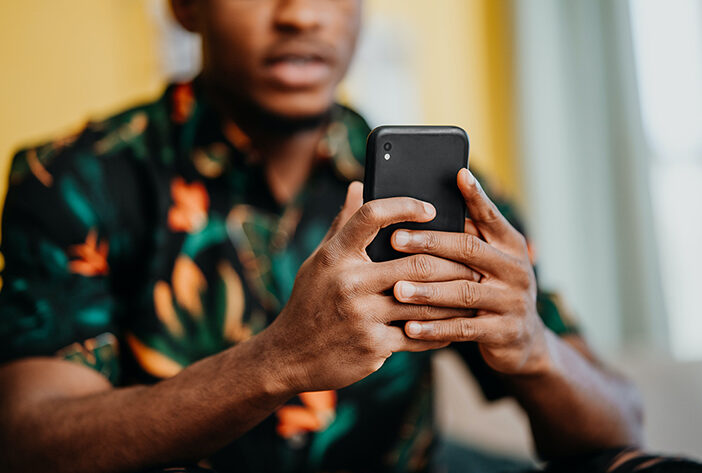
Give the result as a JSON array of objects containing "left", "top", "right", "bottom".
[
  {"left": 389, "top": 169, "right": 550, "bottom": 375},
  {"left": 261, "top": 181, "right": 478, "bottom": 393},
  {"left": 387, "top": 169, "right": 643, "bottom": 457}
]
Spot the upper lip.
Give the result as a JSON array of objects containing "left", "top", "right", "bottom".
[{"left": 263, "top": 40, "right": 336, "bottom": 65}]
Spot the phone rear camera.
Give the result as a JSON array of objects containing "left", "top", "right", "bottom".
[{"left": 383, "top": 142, "right": 392, "bottom": 151}]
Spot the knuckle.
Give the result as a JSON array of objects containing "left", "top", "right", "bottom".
[
  {"left": 423, "top": 231, "right": 439, "bottom": 251},
  {"left": 333, "top": 272, "right": 358, "bottom": 299},
  {"left": 401, "top": 304, "right": 423, "bottom": 319},
  {"left": 410, "top": 255, "right": 435, "bottom": 279},
  {"left": 457, "top": 320, "right": 476, "bottom": 340},
  {"left": 461, "top": 234, "right": 481, "bottom": 258},
  {"left": 346, "top": 273, "right": 365, "bottom": 295},
  {"left": 334, "top": 293, "right": 353, "bottom": 319},
  {"left": 416, "top": 304, "right": 435, "bottom": 319},
  {"left": 358, "top": 202, "right": 381, "bottom": 225},
  {"left": 344, "top": 308, "right": 366, "bottom": 333},
  {"left": 488, "top": 210, "right": 502, "bottom": 224},
  {"left": 479, "top": 204, "right": 500, "bottom": 223},
  {"left": 459, "top": 281, "right": 479, "bottom": 307}
]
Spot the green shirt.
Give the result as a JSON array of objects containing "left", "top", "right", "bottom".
[{"left": 0, "top": 81, "right": 577, "bottom": 473}]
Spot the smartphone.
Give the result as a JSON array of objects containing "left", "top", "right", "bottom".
[{"left": 363, "top": 125, "right": 469, "bottom": 262}]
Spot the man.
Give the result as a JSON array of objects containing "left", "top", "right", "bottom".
[{"left": 0, "top": 1, "right": 697, "bottom": 472}]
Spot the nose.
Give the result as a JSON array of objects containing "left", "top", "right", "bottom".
[{"left": 273, "top": 0, "right": 323, "bottom": 33}]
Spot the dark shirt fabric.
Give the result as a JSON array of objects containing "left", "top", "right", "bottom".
[{"left": 0, "top": 81, "right": 578, "bottom": 473}]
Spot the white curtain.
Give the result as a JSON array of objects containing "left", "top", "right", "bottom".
[
  {"left": 628, "top": 0, "right": 702, "bottom": 361},
  {"left": 513, "top": 0, "right": 669, "bottom": 356}
]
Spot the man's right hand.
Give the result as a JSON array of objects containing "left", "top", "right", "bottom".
[{"left": 260, "top": 182, "right": 477, "bottom": 393}]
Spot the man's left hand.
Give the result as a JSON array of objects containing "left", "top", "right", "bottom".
[{"left": 391, "top": 168, "right": 551, "bottom": 376}]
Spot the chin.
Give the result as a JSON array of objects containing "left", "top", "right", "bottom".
[{"left": 255, "top": 88, "right": 336, "bottom": 121}]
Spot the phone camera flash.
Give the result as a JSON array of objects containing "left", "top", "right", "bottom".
[{"left": 384, "top": 153, "right": 391, "bottom": 160}]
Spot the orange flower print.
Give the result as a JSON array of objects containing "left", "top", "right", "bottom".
[
  {"left": 126, "top": 332, "right": 183, "bottom": 379},
  {"left": 168, "top": 177, "right": 209, "bottom": 233},
  {"left": 172, "top": 255, "right": 207, "bottom": 319},
  {"left": 171, "top": 82, "right": 195, "bottom": 124},
  {"left": 68, "top": 229, "right": 109, "bottom": 276},
  {"left": 276, "top": 390, "right": 337, "bottom": 439},
  {"left": 153, "top": 281, "right": 184, "bottom": 337}
]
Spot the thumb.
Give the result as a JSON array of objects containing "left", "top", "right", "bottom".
[{"left": 323, "top": 181, "right": 364, "bottom": 243}]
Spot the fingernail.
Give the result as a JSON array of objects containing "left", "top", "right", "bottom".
[
  {"left": 423, "top": 202, "right": 435, "bottom": 217},
  {"left": 406, "top": 322, "right": 422, "bottom": 336},
  {"left": 458, "top": 168, "right": 468, "bottom": 186},
  {"left": 465, "top": 168, "right": 475, "bottom": 185},
  {"left": 398, "top": 281, "right": 416, "bottom": 298},
  {"left": 395, "top": 230, "right": 410, "bottom": 247}
]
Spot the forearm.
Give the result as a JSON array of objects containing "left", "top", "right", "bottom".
[
  {"left": 507, "top": 330, "right": 643, "bottom": 459},
  {"left": 0, "top": 334, "right": 294, "bottom": 473}
]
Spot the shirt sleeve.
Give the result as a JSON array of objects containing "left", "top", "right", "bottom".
[
  {"left": 0, "top": 128, "right": 148, "bottom": 384},
  {"left": 454, "top": 176, "right": 579, "bottom": 400}
]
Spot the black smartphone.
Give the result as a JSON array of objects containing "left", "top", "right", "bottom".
[{"left": 363, "top": 125, "right": 469, "bottom": 262}]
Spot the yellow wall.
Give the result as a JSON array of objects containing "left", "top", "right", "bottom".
[
  {"left": 363, "top": 0, "right": 521, "bottom": 201},
  {"left": 0, "top": 0, "right": 520, "bottom": 207},
  {"left": 0, "top": 0, "right": 165, "bottom": 206}
]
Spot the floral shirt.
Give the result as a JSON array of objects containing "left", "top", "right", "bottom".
[{"left": 0, "top": 81, "right": 577, "bottom": 473}]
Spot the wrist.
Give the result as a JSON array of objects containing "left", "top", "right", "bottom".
[
  {"left": 515, "top": 326, "right": 560, "bottom": 379},
  {"left": 249, "top": 317, "right": 307, "bottom": 398},
  {"left": 219, "top": 330, "right": 299, "bottom": 409}
]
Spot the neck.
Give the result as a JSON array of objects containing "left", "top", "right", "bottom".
[
  {"left": 201, "top": 76, "right": 331, "bottom": 204},
  {"left": 262, "top": 127, "right": 326, "bottom": 204}
]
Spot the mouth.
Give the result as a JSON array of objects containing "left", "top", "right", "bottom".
[{"left": 263, "top": 47, "right": 334, "bottom": 90}]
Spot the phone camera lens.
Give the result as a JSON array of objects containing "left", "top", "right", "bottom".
[{"left": 383, "top": 142, "right": 392, "bottom": 151}]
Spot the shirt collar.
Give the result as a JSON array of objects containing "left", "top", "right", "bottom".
[{"left": 166, "top": 79, "right": 366, "bottom": 183}]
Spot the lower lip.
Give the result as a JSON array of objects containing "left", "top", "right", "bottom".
[{"left": 264, "top": 59, "right": 332, "bottom": 89}]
